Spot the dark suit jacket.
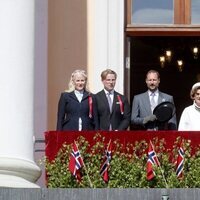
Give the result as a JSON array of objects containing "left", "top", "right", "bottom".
[
  {"left": 56, "top": 91, "right": 98, "bottom": 131},
  {"left": 95, "top": 90, "right": 131, "bottom": 130},
  {"left": 131, "top": 91, "right": 177, "bottom": 130}
]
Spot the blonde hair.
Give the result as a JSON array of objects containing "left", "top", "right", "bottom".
[
  {"left": 190, "top": 85, "right": 200, "bottom": 100},
  {"left": 65, "top": 69, "right": 90, "bottom": 92}
]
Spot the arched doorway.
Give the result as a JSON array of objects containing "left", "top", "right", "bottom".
[{"left": 129, "top": 36, "right": 200, "bottom": 129}]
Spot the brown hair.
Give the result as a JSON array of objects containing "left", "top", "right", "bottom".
[{"left": 101, "top": 69, "right": 117, "bottom": 81}]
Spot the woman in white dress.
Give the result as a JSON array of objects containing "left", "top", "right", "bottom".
[{"left": 178, "top": 82, "right": 200, "bottom": 131}]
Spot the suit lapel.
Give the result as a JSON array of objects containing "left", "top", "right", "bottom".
[
  {"left": 82, "top": 91, "right": 89, "bottom": 101},
  {"left": 69, "top": 91, "right": 78, "bottom": 101},
  {"left": 100, "top": 90, "right": 110, "bottom": 111},
  {"left": 158, "top": 92, "right": 166, "bottom": 104},
  {"left": 143, "top": 92, "right": 152, "bottom": 114},
  {"left": 111, "top": 92, "right": 118, "bottom": 114},
  {"left": 101, "top": 90, "right": 114, "bottom": 113}
]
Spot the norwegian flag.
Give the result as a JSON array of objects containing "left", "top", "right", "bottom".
[
  {"left": 68, "top": 141, "right": 84, "bottom": 181},
  {"left": 176, "top": 144, "right": 184, "bottom": 178},
  {"left": 100, "top": 140, "right": 112, "bottom": 183},
  {"left": 146, "top": 141, "right": 160, "bottom": 181}
]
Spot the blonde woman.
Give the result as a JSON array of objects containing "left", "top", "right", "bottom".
[
  {"left": 178, "top": 82, "right": 200, "bottom": 131},
  {"left": 56, "top": 69, "right": 98, "bottom": 131}
]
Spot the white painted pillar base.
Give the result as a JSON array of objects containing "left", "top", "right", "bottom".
[
  {"left": 0, "top": 0, "right": 41, "bottom": 187},
  {"left": 0, "top": 158, "right": 41, "bottom": 188}
]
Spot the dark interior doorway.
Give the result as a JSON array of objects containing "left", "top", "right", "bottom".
[{"left": 130, "top": 36, "right": 200, "bottom": 129}]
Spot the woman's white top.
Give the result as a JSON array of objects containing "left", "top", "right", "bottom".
[
  {"left": 178, "top": 102, "right": 200, "bottom": 131},
  {"left": 74, "top": 90, "right": 83, "bottom": 131}
]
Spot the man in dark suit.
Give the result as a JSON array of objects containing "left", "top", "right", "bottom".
[
  {"left": 95, "top": 69, "right": 131, "bottom": 131},
  {"left": 131, "top": 69, "right": 177, "bottom": 130}
]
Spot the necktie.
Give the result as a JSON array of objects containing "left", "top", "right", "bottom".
[
  {"left": 150, "top": 93, "right": 156, "bottom": 112},
  {"left": 107, "top": 92, "right": 112, "bottom": 130},
  {"left": 107, "top": 92, "right": 112, "bottom": 112}
]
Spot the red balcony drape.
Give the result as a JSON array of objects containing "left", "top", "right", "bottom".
[{"left": 45, "top": 131, "right": 200, "bottom": 161}]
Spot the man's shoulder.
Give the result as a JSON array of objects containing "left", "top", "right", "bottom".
[
  {"left": 95, "top": 90, "right": 103, "bottom": 94},
  {"left": 94, "top": 90, "right": 104, "bottom": 97},
  {"left": 114, "top": 91, "right": 128, "bottom": 99},
  {"left": 134, "top": 91, "right": 147, "bottom": 98},
  {"left": 114, "top": 91, "right": 122, "bottom": 96},
  {"left": 159, "top": 91, "right": 173, "bottom": 98}
]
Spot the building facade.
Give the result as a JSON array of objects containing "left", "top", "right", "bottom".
[{"left": 0, "top": 0, "right": 200, "bottom": 187}]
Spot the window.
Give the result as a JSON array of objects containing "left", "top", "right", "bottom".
[
  {"left": 132, "top": 0, "right": 173, "bottom": 24},
  {"left": 191, "top": 0, "right": 200, "bottom": 24},
  {"left": 126, "top": 0, "right": 200, "bottom": 35}
]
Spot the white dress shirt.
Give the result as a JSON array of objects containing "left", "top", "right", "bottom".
[{"left": 74, "top": 90, "right": 84, "bottom": 131}]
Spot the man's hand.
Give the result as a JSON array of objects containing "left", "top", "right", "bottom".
[{"left": 143, "top": 115, "right": 157, "bottom": 124}]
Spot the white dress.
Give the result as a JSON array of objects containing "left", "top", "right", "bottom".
[{"left": 178, "top": 103, "right": 200, "bottom": 131}]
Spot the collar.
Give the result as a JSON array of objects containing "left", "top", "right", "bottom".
[
  {"left": 74, "top": 90, "right": 84, "bottom": 95},
  {"left": 104, "top": 89, "right": 114, "bottom": 95},
  {"left": 194, "top": 101, "right": 200, "bottom": 112},
  {"left": 148, "top": 89, "right": 159, "bottom": 96}
]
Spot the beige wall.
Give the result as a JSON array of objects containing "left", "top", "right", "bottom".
[{"left": 48, "top": 0, "right": 88, "bottom": 130}]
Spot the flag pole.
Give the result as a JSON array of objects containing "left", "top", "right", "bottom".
[
  {"left": 75, "top": 141, "right": 93, "bottom": 188},
  {"left": 107, "top": 139, "right": 111, "bottom": 150},
  {"left": 150, "top": 140, "right": 168, "bottom": 188}
]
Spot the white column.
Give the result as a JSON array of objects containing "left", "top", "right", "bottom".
[
  {"left": 87, "top": 0, "right": 124, "bottom": 94},
  {"left": 0, "top": 0, "right": 41, "bottom": 188},
  {"left": 34, "top": 0, "right": 48, "bottom": 187}
]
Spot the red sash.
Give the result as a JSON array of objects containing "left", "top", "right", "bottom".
[
  {"left": 88, "top": 96, "right": 93, "bottom": 118},
  {"left": 117, "top": 95, "right": 124, "bottom": 115}
]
